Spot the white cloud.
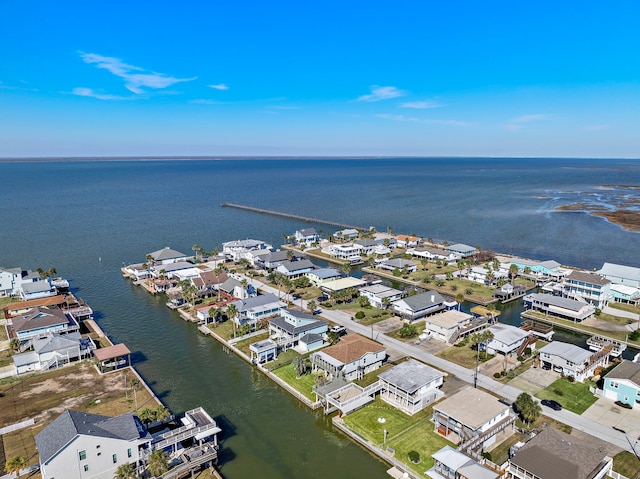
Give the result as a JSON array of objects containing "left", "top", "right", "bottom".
[
  {"left": 510, "top": 114, "right": 547, "bottom": 123},
  {"left": 208, "top": 83, "right": 229, "bottom": 90},
  {"left": 376, "top": 113, "right": 472, "bottom": 127},
  {"left": 80, "top": 52, "right": 196, "bottom": 94},
  {"left": 400, "top": 100, "right": 442, "bottom": 109},
  {"left": 71, "top": 87, "right": 130, "bottom": 100},
  {"left": 190, "top": 99, "right": 225, "bottom": 105},
  {"left": 357, "top": 85, "right": 405, "bottom": 102},
  {"left": 584, "top": 124, "right": 609, "bottom": 131}
]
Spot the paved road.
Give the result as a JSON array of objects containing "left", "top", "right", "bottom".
[{"left": 247, "top": 277, "right": 638, "bottom": 454}]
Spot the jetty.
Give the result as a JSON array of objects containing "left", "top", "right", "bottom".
[{"left": 221, "top": 202, "right": 366, "bottom": 230}]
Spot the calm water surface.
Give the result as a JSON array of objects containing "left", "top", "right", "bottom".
[{"left": 1, "top": 158, "right": 639, "bottom": 477}]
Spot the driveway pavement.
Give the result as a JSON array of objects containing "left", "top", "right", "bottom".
[
  {"left": 507, "top": 366, "right": 559, "bottom": 395},
  {"left": 583, "top": 395, "right": 640, "bottom": 441}
]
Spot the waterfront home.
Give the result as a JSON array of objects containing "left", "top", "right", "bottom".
[
  {"left": 427, "top": 445, "right": 499, "bottom": 479},
  {"left": 378, "top": 359, "right": 444, "bottom": 415},
  {"left": 147, "top": 246, "right": 189, "bottom": 265},
  {"left": 598, "top": 262, "right": 640, "bottom": 289},
  {"left": 378, "top": 258, "right": 417, "bottom": 274},
  {"left": 563, "top": 270, "right": 612, "bottom": 308},
  {"left": 311, "top": 334, "right": 386, "bottom": 381},
  {"left": 7, "top": 306, "right": 79, "bottom": 342},
  {"left": 407, "top": 246, "right": 458, "bottom": 263},
  {"left": 508, "top": 427, "right": 612, "bottom": 479},
  {"left": 192, "top": 270, "right": 229, "bottom": 293},
  {"left": 333, "top": 228, "right": 359, "bottom": 240},
  {"left": 93, "top": 343, "right": 131, "bottom": 373},
  {"left": 485, "top": 324, "right": 532, "bottom": 357},
  {"left": 254, "top": 250, "right": 304, "bottom": 270},
  {"left": 222, "top": 238, "right": 273, "bottom": 263},
  {"left": 227, "top": 293, "right": 286, "bottom": 329},
  {"left": 467, "top": 266, "right": 506, "bottom": 285},
  {"left": 294, "top": 228, "right": 319, "bottom": 246},
  {"left": 320, "top": 277, "right": 366, "bottom": 296},
  {"left": 169, "top": 266, "right": 203, "bottom": 282},
  {"left": 328, "top": 243, "right": 362, "bottom": 263},
  {"left": 267, "top": 309, "right": 328, "bottom": 353},
  {"left": 423, "top": 310, "right": 473, "bottom": 343},
  {"left": 395, "top": 234, "right": 421, "bottom": 248},
  {"left": 275, "top": 259, "right": 315, "bottom": 279},
  {"left": 3, "top": 295, "right": 67, "bottom": 317},
  {"left": 0, "top": 266, "right": 21, "bottom": 296},
  {"left": 523, "top": 292, "right": 595, "bottom": 321},
  {"left": 510, "top": 258, "right": 562, "bottom": 278},
  {"left": 353, "top": 238, "right": 377, "bottom": 255},
  {"left": 218, "top": 276, "right": 243, "bottom": 298},
  {"left": 492, "top": 282, "right": 527, "bottom": 301},
  {"left": 433, "top": 387, "right": 514, "bottom": 450},
  {"left": 19, "top": 279, "right": 56, "bottom": 300},
  {"left": 358, "top": 284, "right": 403, "bottom": 309},
  {"left": 445, "top": 243, "right": 476, "bottom": 258},
  {"left": 13, "top": 332, "right": 96, "bottom": 374},
  {"left": 249, "top": 338, "right": 278, "bottom": 364},
  {"left": 392, "top": 291, "right": 445, "bottom": 321},
  {"left": 306, "top": 268, "right": 342, "bottom": 287},
  {"left": 603, "top": 360, "right": 640, "bottom": 408},
  {"left": 538, "top": 341, "right": 608, "bottom": 382},
  {"left": 609, "top": 283, "right": 640, "bottom": 305}
]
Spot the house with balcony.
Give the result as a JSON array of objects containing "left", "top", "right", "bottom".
[
  {"left": 333, "top": 228, "right": 359, "bottom": 241},
  {"left": 396, "top": 234, "right": 421, "bottom": 248},
  {"left": 7, "top": 306, "right": 79, "bottom": 342},
  {"left": 510, "top": 258, "right": 562, "bottom": 277},
  {"left": 445, "top": 243, "right": 476, "bottom": 258},
  {"left": 392, "top": 291, "right": 445, "bottom": 321},
  {"left": 328, "top": 244, "right": 362, "bottom": 264},
  {"left": 275, "top": 259, "right": 315, "bottom": 279},
  {"left": 423, "top": 310, "right": 473, "bottom": 343},
  {"left": 378, "top": 359, "right": 444, "bottom": 415},
  {"left": 597, "top": 262, "right": 640, "bottom": 289},
  {"left": 508, "top": 428, "right": 612, "bottom": 479},
  {"left": 222, "top": 239, "right": 272, "bottom": 263},
  {"left": 353, "top": 238, "right": 378, "bottom": 256},
  {"left": 609, "top": 284, "right": 640, "bottom": 305},
  {"left": 19, "top": 279, "right": 56, "bottom": 300},
  {"left": 311, "top": 334, "right": 385, "bottom": 381},
  {"left": 379, "top": 258, "right": 417, "bottom": 274},
  {"left": 538, "top": 341, "right": 608, "bottom": 382},
  {"left": 147, "top": 246, "right": 189, "bottom": 265},
  {"left": 427, "top": 445, "right": 499, "bottom": 479},
  {"left": 603, "top": 360, "right": 640, "bottom": 408},
  {"left": 407, "top": 246, "right": 459, "bottom": 263},
  {"left": 485, "top": 324, "right": 533, "bottom": 357},
  {"left": 227, "top": 293, "right": 286, "bottom": 329},
  {"left": 267, "top": 308, "right": 328, "bottom": 353},
  {"left": 563, "top": 270, "right": 612, "bottom": 308},
  {"left": 294, "top": 228, "right": 319, "bottom": 246},
  {"left": 306, "top": 268, "right": 342, "bottom": 287},
  {"left": 432, "top": 387, "right": 514, "bottom": 451},
  {"left": 523, "top": 293, "right": 595, "bottom": 322},
  {"left": 254, "top": 250, "right": 304, "bottom": 270},
  {"left": 358, "top": 284, "right": 403, "bottom": 309},
  {"left": 13, "top": 332, "right": 96, "bottom": 374}
]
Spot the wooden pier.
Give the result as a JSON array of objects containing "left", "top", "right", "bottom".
[{"left": 221, "top": 202, "right": 366, "bottom": 230}]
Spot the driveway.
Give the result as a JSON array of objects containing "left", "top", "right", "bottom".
[
  {"left": 507, "top": 366, "right": 559, "bottom": 395},
  {"left": 583, "top": 395, "right": 640, "bottom": 441}
]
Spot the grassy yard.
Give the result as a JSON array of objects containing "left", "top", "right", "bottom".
[
  {"left": 535, "top": 377, "right": 597, "bottom": 414},
  {"left": 354, "top": 362, "right": 396, "bottom": 388},
  {"left": 342, "top": 397, "right": 452, "bottom": 475},
  {"left": 0, "top": 348, "right": 13, "bottom": 368},
  {"left": 608, "top": 302, "right": 640, "bottom": 315},
  {"left": 386, "top": 321, "right": 427, "bottom": 342},
  {"left": 272, "top": 362, "right": 318, "bottom": 401},
  {"left": 613, "top": 450, "right": 640, "bottom": 479},
  {"left": 436, "top": 345, "right": 494, "bottom": 369},
  {"left": 233, "top": 332, "right": 269, "bottom": 357},
  {"left": 321, "top": 302, "right": 392, "bottom": 325},
  {"left": 208, "top": 320, "right": 236, "bottom": 341}
]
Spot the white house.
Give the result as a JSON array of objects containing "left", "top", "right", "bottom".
[
  {"left": 8, "top": 306, "right": 79, "bottom": 342},
  {"left": 353, "top": 238, "right": 378, "bottom": 255},
  {"left": 228, "top": 293, "right": 286, "bottom": 328},
  {"left": 0, "top": 266, "right": 22, "bottom": 296},
  {"left": 13, "top": 332, "right": 95, "bottom": 374},
  {"left": 306, "top": 268, "right": 341, "bottom": 287},
  {"left": 427, "top": 445, "right": 499, "bottom": 479},
  {"left": 396, "top": 234, "right": 421, "bottom": 248},
  {"left": 379, "top": 258, "right": 417, "bottom": 274},
  {"left": 538, "top": 341, "right": 608, "bottom": 382},
  {"left": 294, "top": 228, "right": 319, "bottom": 245},
  {"left": 267, "top": 309, "right": 327, "bottom": 352},
  {"left": 275, "top": 259, "right": 315, "bottom": 279},
  {"left": 333, "top": 228, "right": 359, "bottom": 240},
  {"left": 524, "top": 293, "right": 595, "bottom": 321},
  {"left": 147, "top": 247, "right": 189, "bottom": 265},
  {"left": 358, "top": 284, "right": 403, "bottom": 309},
  {"left": 485, "top": 324, "right": 531, "bottom": 356},
  {"left": 311, "top": 334, "right": 386, "bottom": 381},
  {"left": 328, "top": 244, "right": 362, "bottom": 263},
  {"left": 598, "top": 262, "right": 640, "bottom": 289},
  {"left": 423, "top": 310, "right": 473, "bottom": 343},
  {"left": 222, "top": 239, "right": 272, "bottom": 263},
  {"left": 393, "top": 291, "right": 445, "bottom": 321},
  {"left": 378, "top": 359, "right": 444, "bottom": 415},
  {"left": 563, "top": 270, "right": 612, "bottom": 308}
]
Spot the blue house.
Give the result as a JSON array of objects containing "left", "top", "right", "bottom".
[{"left": 603, "top": 360, "right": 640, "bottom": 409}]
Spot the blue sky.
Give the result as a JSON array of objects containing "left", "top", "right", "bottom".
[{"left": 1, "top": 1, "right": 639, "bottom": 158}]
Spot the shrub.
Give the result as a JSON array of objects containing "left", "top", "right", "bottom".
[
  {"left": 630, "top": 330, "right": 640, "bottom": 341},
  {"left": 398, "top": 323, "right": 418, "bottom": 338},
  {"left": 494, "top": 372, "right": 502, "bottom": 379},
  {"left": 408, "top": 450, "right": 421, "bottom": 464},
  {"left": 355, "top": 311, "right": 365, "bottom": 320},
  {"left": 553, "top": 388, "right": 564, "bottom": 396},
  {"left": 567, "top": 375, "right": 575, "bottom": 383},
  {"left": 615, "top": 401, "right": 633, "bottom": 409},
  {"left": 481, "top": 451, "right": 492, "bottom": 461}
]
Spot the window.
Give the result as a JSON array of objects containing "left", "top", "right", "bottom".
[
  {"left": 611, "top": 381, "right": 619, "bottom": 389},
  {"left": 83, "top": 465, "right": 89, "bottom": 472},
  {"left": 127, "top": 448, "right": 132, "bottom": 458},
  {"left": 112, "top": 454, "right": 117, "bottom": 464},
  {"left": 79, "top": 450, "right": 86, "bottom": 460}
]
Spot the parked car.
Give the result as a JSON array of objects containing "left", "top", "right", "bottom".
[
  {"left": 329, "top": 326, "right": 346, "bottom": 335},
  {"left": 541, "top": 399, "right": 562, "bottom": 411}
]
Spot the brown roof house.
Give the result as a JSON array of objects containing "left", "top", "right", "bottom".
[
  {"left": 311, "top": 334, "right": 386, "bottom": 381},
  {"left": 508, "top": 427, "right": 613, "bottom": 479}
]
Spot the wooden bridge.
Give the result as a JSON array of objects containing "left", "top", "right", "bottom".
[{"left": 221, "top": 202, "right": 366, "bottom": 230}]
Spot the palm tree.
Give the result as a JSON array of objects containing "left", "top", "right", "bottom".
[
  {"left": 226, "top": 303, "right": 239, "bottom": 337},
  {"left": 4, "top": 455, "right": 26, "bottom": 477},
  {"left": 307, "top": 299, "right": 317, "bottom": 314},
  {"left": 509, "top": 264, "right": 519, "bottom": 285},
  {"left": 9, "top": 338, "right": 21, "bottom": 352},
  {"left": 138, "top": 407, "right": 155, "bottom": 426},
  {"left": 471, "top": 329, "right": 494, "bottom": 388},
  {"left": 114, "top": 462, "right": 137, "bottom": 479},
  {"left": 192, "top": 244, "right": 200, "bottom": 261},
  {"left": 213, "top": 267, "right": 223, "bottom": 300},
  {"left": 455, "top": 293, "right": 464, "bottom": 311},
  {"left": 341, "top": 262, "right": 352, "bottom": 276},
  {"left": 155, "top": 406, "right": 170, "bottom": 422},
  {"left": 147, "top": 449, "right": 169, "bottom": 477},
  {"left": 128, "top": 377, "right": 140, "bottom": 410}
]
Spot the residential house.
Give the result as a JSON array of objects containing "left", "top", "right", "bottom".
[
  {"left": 328, "top": 244, "right": 362, "bottom": 263},
  {"left": 427, "top": 445, "right": 499, "bottom": 479},
  {"left": 538, "top": 341, "right": 608, "bottom": 382},
  {"left": 218, "top": 277, "right": 242, "bottom": 298},
  {"left": 358, "top": 284, "right": 403, "bottom": 309},
  {"left": 393, "top": 291, "right": 445, "bottom": 321},
  {"left": 493, "top": 283, "right": 527, "bottom": 301},
  {"left": 563, "top": 270, "right": 612, "bottom": 308},
  {"left": 294, "top": 228, "right": 319, "bottom": 246},
  {"left": 192, "top": 270, "right": 229, "bottom": 294},
  {"left": 7, "top": 306, "right": 79, "bottom": 342},
  {"left": 320, "top": 277, "right": 366, "bottom": 296},
  {"left": 222, "top": 239, "right": 272, "bottom": 263},
  {"left": 306, "top": 268, "right": 341, "bottom": 287},
  {"left": 267, "top": 309, "right": 327, "bottom": 352},
  {"left": 333, "top": 228, "right": 359, "bottom": 241},
  {"left": 603, "top": 360, "right": 640, "bottom": 408},
  {"left": 19, "top": 279, "right": 56, "bottom": 300},
  {"left": 353, "top": 238, "right": 378, "bottom": 256},
  {"left": 407, "top": 246, "right": 459, "bottom": 263},
  {"left": 432, "top": 387, "right": 514, "bottom": 450},
  {"left": 0, "top": 266, "right": 22, "bottom": 296},
  {"left": 379, "top": 258, "right": 417, "bottom": 274},
  {"left": 3, "top": 295, "right": 67, "bottom": 317},
  {"left": 609, "top": 284, "right": 640, "bottom": 305},
  {"left": 311, "top": 334, "right": 386, "bottom": 381},
  {"left": 147, "top": 246, "right": 189, "bottom": 265},
  {"left": 467, "top": 267, "right": 506, "bottom": 285},
  {"left": 228, "top": 293, "right": 286, "bottom": 329},
  {"left": 508, "top": 427, "right": 613, "bottom": 479},
  {"left": 36, "top": 410, "right": 153, "bottom": 479},
  {"left": 523, "top": 293, "right": 595, "bottom": 321},
  {"left": 13, "top": 332, "right": 96, "bottom": 374},
  {"left": 510, "top": 258, "right": 562, "bottom": 277},
  {"left": 423, "top": 310, "right": 473, "bottom": 343},
  {"left": 378, "top": 359, "right": 444, "bottom": 415},
  {"left": 396, "top": 234, "right": 421, "bottom": 248},
  {"left": 445, "top": 243, "right": 476, "bottom": 258},
  {"left": 485, "top": 324, "right": 532, "bottom": 357},
  {"left": 254, "top": 250, "right": 304, "bottom": 270},
  {"left": 598, "top": 262, "right": 640, "bottom": 289},
  {"left": 275, "top": 259, "right": 315, "bottom": 279}
]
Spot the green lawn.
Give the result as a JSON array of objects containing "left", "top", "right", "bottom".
[
  {"left": 608, "top": 303, "right": 640, "bottom": 315},
  {"left": 354, "top": 363, "right": 396, "bottom": 388},
  {"left": 386, "top": 322, "right": 427, "bottom": 342},
  {"left": 272, "top": 363, "right": 318, "bottom": 401},
  {"left": 613, "top": 450, "right": 640, "bottom": 478},
  {"left": 436, "top": 345, "right": 494, "bottom": 369},
  {"left": 234, "top": 332, "right": 269, "bottom": 357},
  {"left": 342, "top": 397, "right": 452, "bottom": 475},
  {"left": 208, "top": 320, "right": 235, "bottom": 340},
  {"left": 535, "top": 377, "right": 597, "bottom": 414},
  {"left": 322, "top": 303, "right": 392, "bottom": 325}
]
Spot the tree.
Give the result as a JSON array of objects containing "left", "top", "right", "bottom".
[
  {"left": 465, "top": 287, "right": 473, "bottom": 295},
  {"left": 470, "top": 329, "right": 494, "bottom": 387},
  {"left": 147, "top": 449, "right": 169, "bottom": 477},
  {"left": 192, "top": 244, "right": 200, "bottom": 261},
  {"left": 307, "top": 299, "right": 317, "bottom": 314},
  {"left": 138, "top": 407, "right": 155, "bottom": 425},
  {"left": 129, "top": 377, "right": 140, "bottom": 410},
  {"left": 113, "top": 462, "right": 137, "bottom": 479},
  {"left": 455, "top": 293, "right": 464, "bottom": 311},
  {"left": 213, "top": 267, "right": 223, "bottom": 300},
  {"left": 341, "top": 262, "right": 352, "bottom": 276},
  {"left": 398, "top": 323, "right": 418, "bottom": 338},
  {"left": 4, "top": 455, "right": 26, "bottom": 477},
  {"left": 226, "top": 303, "right": 239, "bottom": 337},
  {"left": 292, "top": 356, "right": 307, "bottom": 378},
  {"left": 357, "top": 296, "right": 370, "bottom": 308},
  {"left": 326, "top": 331, "right": 341, "bottom": 345},
  {"left": 509, "top": 264, "right": 519, "bottom": 284},
  {"left": 155, "top": 405, "right": 170, "bottom": 422},
  {"left": 515, "top": 392, "right": 541, "bottom": 426},
  {"left": 9, "top": 338, "right": 21, "bottom": 352}
]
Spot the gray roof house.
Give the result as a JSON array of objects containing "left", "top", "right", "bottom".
[
  {"left": 524, "top": 292, "right": 595, "bottom": 321},
  {"left": 36, "top": 410, "right": 152, "bottom": 479},
  {"left": 228, "top": 293, "right": 286, "bottom": 327},
  {"left": 538, "top": 341, "right": 607, "bottom": 382},
  {"left": 13, "top": 331, "right": 95, "bottom": 374},
  {"left": 427, "top": 445, "right": 498, "bottom": 479},
  {"left": 379, "top": 258, "right": 417, "bottom": 273},
  {"left": 9, "top": 306, "right": 79, "bottom": 341},
  {"left": 485, "top": 324, "right": 531, "bottom": 356},
  {"left": 275, "top": 259, "right": 315, "bottom": 278},
  {"left": 393, "top": 291, "right": 445, "bottom": 321},
  {"left": 19, "top": 279, "right": 56, "bottom": 300},
  {"left": 598, "top": 262, "right": 640, "bottom": 289},
  {"left": 378, "top": 359, "right": 445, "bottom": 415},
  {"left": 148, "top": 246, "right": 189, "bottom": 265}
]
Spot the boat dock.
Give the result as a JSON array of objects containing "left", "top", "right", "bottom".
[
  {"left": 221, "top": 202, "right": 366, "bottom": 230},
  {"left": 520, "top": 319, "right": 554, "bottom": 340},
  {"left": 587, "top": 335, "right": 627, "bottom": 358}
]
